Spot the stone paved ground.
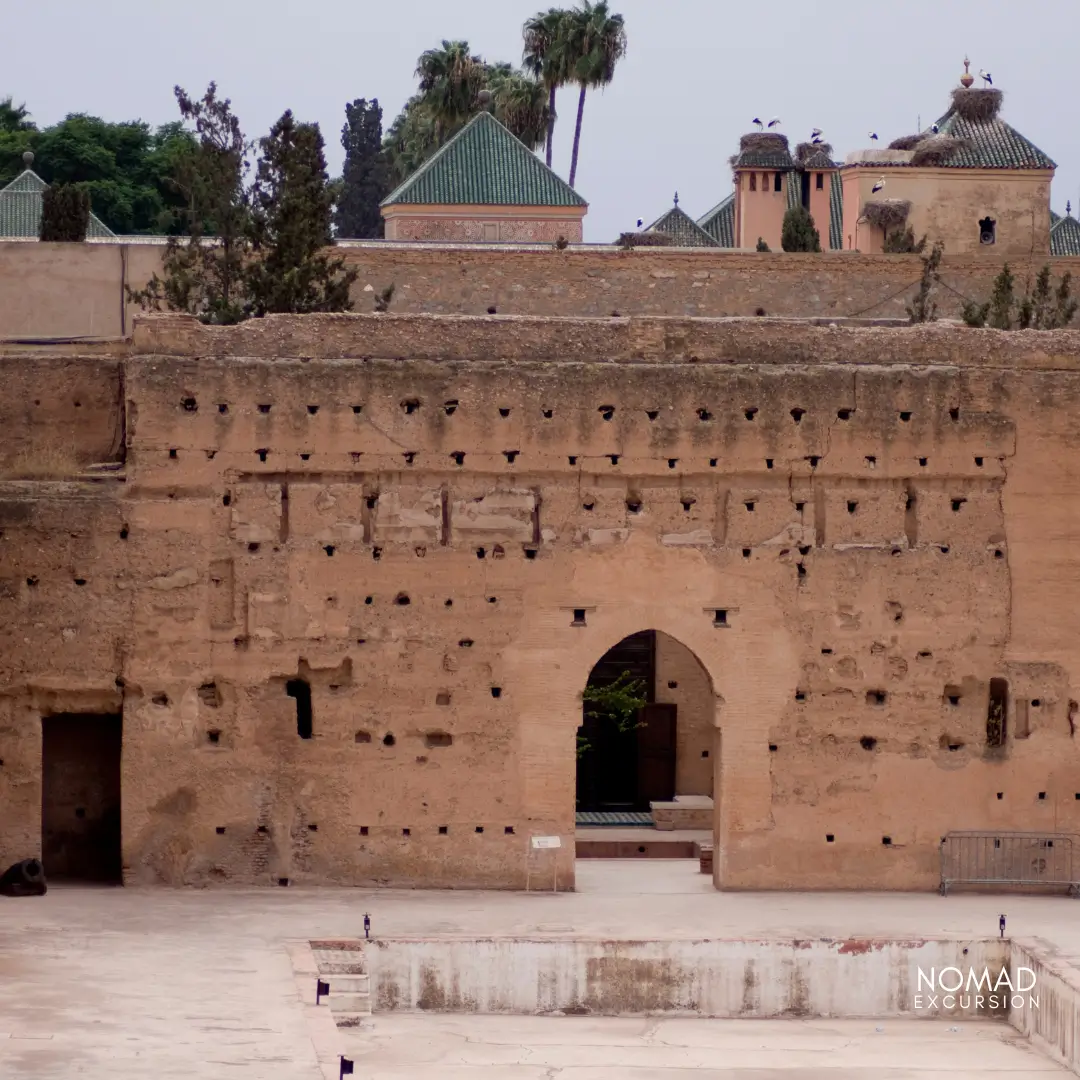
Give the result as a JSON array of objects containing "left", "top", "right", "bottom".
[
  {"left": 344, "top": 1015, "right": 1068, "bottom": 1078},
  {"left": 0, "top": 861, "right": 1077, "bottom": 1079}
]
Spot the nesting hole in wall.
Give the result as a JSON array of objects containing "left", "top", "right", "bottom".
[
  {"left": 524, "top": 547, "right": 538, "bottom": 560},
  {"left": 1038, "top": 792, "right": 1047, "bottom": 800},
  {"left": 681, "top": 496, "right": 696, "bottom": 511},
  {"left": 323, "top": 545, "right": 335, "bottom": 557},
  {"left": 646, "top": 409, "right": 659, "bottom": 421},
  {"left": 1032, "top": 698, "right": 1042, "bottom": 707},
  {"left": 837, "top": 408, "right": 852, "bottom": 420},
  {"left": 542, "top": 408, "right": 553, "bottom": 418},
  {"left": 791, "top": 407, "right": 805, "bottom": 423},
  {"left": 710, "top": 458, "right": 718, "bottom": 467},
  {"left": 443, "top": 400, "right": 458, "bottom": 415},
  {"left": 499, "top": 407, "right": 511, "bottom": 417},
  {"left": 257, "top": 825, "right": 268, "bottom": 834},
  {"left": 866, "top": 691, "right": 887, "bottom": 706},
  {"left": 702, "top": 749, "right": 709, "bottom": 758},
  {"left": 919, "top": 457, "right": 928, "bottom": 467},
  {"left": 394, "top": 593, "right": 410, "bottom": 606},
  {"left": 768, "top": 744, "right": 778, "bottom": 752},
  {"left": 744, "top": 408, "right": 758, "bottom": 421},
  {"left": 307, "top": 404, "right": 319, "bottom": 415},
  {"left": 425, "top": 732, "right": 453, "bottom": 748},
  {"left": 939, "top": 545, "right": 950, "bottom": 554},
  {"left": 439, "top": 826, "right": 449, "bottom": 834},
  {"left": 74, "top": 577, "right": 87, "bottom": 586},
  {"left": 572, "top": 609, "right": 587, "bottom": 626},
  {"left": 216, "top": 826, "right": 226, "bottom": 835},
  {"left": 795, "top": 501, "right": 806, "bottom": 512},
  {"left": 742, "top": 548, "right": 751, "bottom": 558},
  {"left": 491, "top": 687, "right": 503, "bottom": 698},
  {"left": 403, "top": 452, "right": 416, "bottom": 465},
  {"left": 918, "top": 650, "right": 932, "bottom": 659},
  {"left": 583, "top": 500, "right": 595, "bottom": 511},
  {"left": 476, "top": 547, "right": 486, "bottom": 559},
  {"left": 436, "top": 691, "right": 451, "bottom": 706},
  {"left": 223, "top": 493, "right": 232, "bottom": 507},
  {"left": 372, "top": 547, "right": 382, "bottom": 561},
  {"left": 697, "top": 408, "right": 712, "bottom": 421},
  {"left": 459, "top": 639, "right": 474, "bottom": 648},
  {"left": 882, "top": 837, "right": 892, "bottom": 846},
  {"left": 278, "top": 878, "right": 289, "bottom": 887},
  {"left": 352, "top": 404, "right": 363, "bottom": 414},
  {"left": 119, "top": 526, "right": 129, "bottom": 539},
  {"left": 626, "top": 497, "right": 643, "bottom": 513},
  {"left": 952, "top": 498, "right": 967, "bottom": 512},
  {"left": 360, "top": 826, "right": 369, "bottom": 836},
  {"left": 401, "top": 399, "right": 420, "bottom": 415},
  {"left": 940, "top": 735, "right": 965, "bottom": 751},
  {"left": 899, "top": 411, "right": 911, "bottom": 422},
  {"left": 355, "top": 731, "right": 372, "bottom": 744},
  {"left": 825, "top": 835, "right": 835, "bottom": 843},
  {"left": 744, "top": 500, "right": 755, "bottom": 512},
  {"left": 949, "top": 407, "right": 960, "bottom": 421},
  {"left": 821, "top": 647, "right": 833, "bottom": 655},
  {"left": 488, "top": 306, "right": 498, "bottom": 315},
  {"left": 795, "top": 690, "right": 806, "bottom": 702},
  {"left": 944, "top": 687, "right": 962, "bottom": 706},
  {"left": 713, "top": 609, "right": 729, "bottom": 627},
  {"left": 206, "top": 729, "right": 221, "bottom": 745},
  {"left": 152, "top": 693, "right": 169, "bottom": 707},
  {"left": 847, "top": 500, "right": 858, "bottom": 514},
  {"left": 975, "top": 456, "right": 984, "bottom": 467},
  {"left": 258, "top": 404, "right": 272, "bottom": 414},
  {"left": 505, "top": 826, "right": 515, "bottom": 834},
  {"left": 668, "top": 459, "right": 678, "bottom": 469},
  {"left": 504, "top": 450, "right": 520, "bottom": 463},
  {"left": 402, "top": 828, "right": 411, "bottom": 836},
  {"left": 608, "top": 455, "right": 620, "bottom": 465},
  {"left": 568, "top": 456, "right": 577, "bottom": 465},
  {"left": 806, "top": 455, "right": 820, "bottom": 468},
  {"left": 382, "top": 733, "right": 396, "bottom": 747},
  {"left": 26, "top": 576, "right": 37, "bottom": 588},
  {"left": 997, "top": 792, "right": 1004, "bottom": 800},
  {"left": 367, "top": 495, "right": 379, "bottom": 509},
  {"left": 299, "top": 453, "right": 310, "bottom": 461},
  {"left": 598, "top": 405, "right": 615, "bottom": 421},
  {"left": 865, "top": 456, "right": 876, "bottom": 467},
  {"left": 797, "top": 562, "right": 807, "bottom": 578},
  {"left": 257, "top": 449, "right": 269, "bottom": 462},
  {"left": 168, "top": 448, "right": 178, "bottom": 460},
  {"left": 475, "top": 827, "right": 485, "bottom": 834},
  {"left": 218, "top": 403, "right": 229, "bottom": 414},
  {"left": 766, "top": 459, "right": 774, "bottom": 470},
  {"left": 860, "top": 736, "right": 878, "bottom": 750},
  {"left": 180, "top": 396, "right": 197, "bottom": 412},
  {"left": 199, "top": 682, "right": 221, "bottom": 707}
]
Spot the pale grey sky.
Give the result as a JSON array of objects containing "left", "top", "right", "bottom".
[{"left": 6, "top": 0, "right": 1076, "bottom": 241}]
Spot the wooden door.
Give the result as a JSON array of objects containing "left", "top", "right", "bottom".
[{"left": 637, "top": 703, "right": 677, "bottom": 806}]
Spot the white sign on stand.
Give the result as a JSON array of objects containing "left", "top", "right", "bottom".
[{"left": 526, "top": 835, "right": 562, "bottom": 892}]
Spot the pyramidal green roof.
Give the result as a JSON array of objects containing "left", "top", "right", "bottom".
[
  {"left": 381, "top": 111, "right": 586, "bottom": 209},
  {"left": 929, "top": 107, "right": 1056, "bottom": 170},
  {"left": 697, "top": 194, "right": 734, "bottom": 246},
  {"left": 0, "top": 169, "right": 115, "bottom": 239},
  {"left": 644, "top": 204, "right": 718, "bottom": 247},
  {"left": 1051, "top": 213, "right": 1080, "bottom": 256}
]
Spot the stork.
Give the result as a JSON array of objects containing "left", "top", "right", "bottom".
[
  {"left": 871, "top": 177, "right": 886, "bottom": 194},
  {"left": 767, "top": 117, "right": 781, "bottom": 128},
  {"left": 811, "top": 128, "right": 822, "bottom": 138},
  {"left": 979, "top": 69, "right": 993, "bottom": 87},
  {"left": 868, "top": 131, "right": 879, "bottom": 141},
  {"left": 930, "top": 122, "right": 940, "bottom": 134},
  {"left": 751, "top": 117, "right": 764, "bottom": 130},
  {"left": 811, "top": 135, "right": 823, "bottom": 145}
]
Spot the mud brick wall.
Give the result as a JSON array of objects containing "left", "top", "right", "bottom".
[{"left": 1, "top": 313, "right": 1080, "bottom": 891}]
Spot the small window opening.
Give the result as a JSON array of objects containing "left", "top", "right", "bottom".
[
  {"left": 257, "top": 449, "right": 268, "bottom": 462},
  {"left": 773, "top": 172, "right": 782, "bottom": 192},
  {"left": 168, "top": 448, "right": 178, "bottom": 460},
  {"left": 360, "top": 826, "right": 369, "bottom": 836},
  {"left": 749, "top": 173, "right": 757, "bottom": 192},
  {"left": 768, "top": 744, "right": 778, "bottom": 752},
  {"left": 352, "top": 404, "right": 363, "bottom": 414},
  {"left": 952, "top": 498, "right": 966, "bottom": 512},
  {"left": 572, "top": 609, "right": 587, "bottom": 626},
  {"left": 568, "top": 455, "right": 577, "bottom": 465},
  {"left": 713, "top": 609, "right": 728, "bottom": 627},
  {"left": 816, "top": 173, "right": 824, "bottom": 190},
  {"left": 475, "top": 826, "right": 485, "bottom": 834},
  {"left": 288, "top": 679, "right": 313, "bottom": 739}
]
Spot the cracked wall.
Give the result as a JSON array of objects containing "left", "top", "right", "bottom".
[{"left": 2, "top": 314, "right": 1080, "bottom": 891}]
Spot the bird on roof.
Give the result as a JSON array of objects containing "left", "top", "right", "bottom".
[
  {"left": 979, "top": 69, "right": 993, "bottom": 87},
  {"left": 636, "top": 219, "right": 643, "bottom": 228},
  {"left": 868, "top": 131, "right": 879, "bottom": 141},
  {"left": 871, "top": 177, "right": 886, "bottom": 194},
  {"left": 811, "top": 128, "right": 822, "bottom": 137},
  {"left": 752, "top": 117, "right": 764, "bottom": 130},
  {"left": 767, "top": 117, "right": 781, "bottom": 128},
  {"left": 811, "top": 135, "right": 823, "bottom": 145},
  {"left": 930, "top": 122, "right": 940, "bottom": 134}
]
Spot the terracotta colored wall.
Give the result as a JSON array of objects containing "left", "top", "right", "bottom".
[
  {"left": 384, "top": 210, "right": 583, "bottom": 243},
  {"left": 8, "top": 242, "right": 1080, "bottom": 338},
  {"left": 807, "top": 172, "right": 834, "bottom": 247},
  {"left": 3, "top": 314, "right": 1080, "bottom": 893},
  {"left": 841, "top": 168, "right": 1052, "bottom": 254},
  {"left": 735, "top": 171, "right": 789, "bottom": 251},
  {"left": 655, "top": 632, "right": 713, "bottom": 797}
]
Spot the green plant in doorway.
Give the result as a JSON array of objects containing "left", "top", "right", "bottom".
[{"left": 577, "top": 669, "right": 647, "bottom": 757}]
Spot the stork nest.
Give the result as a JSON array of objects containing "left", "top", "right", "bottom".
[
  {"left": 617, "top": 231, "right": 673, "bottom": 249},
  {"left": 887, "top": 133, "right": 924, "bottom": 151},
  {"left": 738, "top": 132, "right": 790, "bottom": 153},
  {"left": 910, "top": 134, "right": 973, "bottom": 166},
  {"left": 950, "top": 87, "right": 1003, "bottom": 124},
  {"left": 862, "top": 200, "right": 912, "bottom": 230},
  {"left": 794, "top": 141, "right": 833, "bottom": 163}
]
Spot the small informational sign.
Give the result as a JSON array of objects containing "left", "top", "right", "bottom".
[{"left": 531, "top": 835, "right": 562, "bottom": 850}]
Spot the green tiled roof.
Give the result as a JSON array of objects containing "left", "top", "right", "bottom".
[
  {"left": 929, "top": 108, "right": 1056, "bottom": 170},
  {"left": 733, "top": 151, "right": 794, "bottom": 170},
  {"left": 697, "top": 193, "right": 734, "bottom": 247},
  {"left": 1051, "top": 213, "right": 1080, "bottom": 256},
  {"left": 644, "top": 204, "right": 719, "bottom": 247},
  {"left": 381, "top": 111, "right": 586, "bottom": 208},
  {"left": 0, "top": 169, "right": 114, "bottom": 239}
]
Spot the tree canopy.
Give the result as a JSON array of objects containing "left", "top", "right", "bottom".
[{"left": 335, "top": 99, "right": 390, "bottom": 239}]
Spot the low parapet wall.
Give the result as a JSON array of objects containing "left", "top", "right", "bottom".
[
  {"left": 364, "top": 937, "right": 1009, "bottom": 1019},
  {"left": 1010, "top": 939, "right": 1080, "bottom": 1075}
]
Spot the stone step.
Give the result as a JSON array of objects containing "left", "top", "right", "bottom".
[
  {"left": 328, "top": 992, "right": 371, "bottom": 1013},
  {"left": 326, "top": 974, "right": 369, "bottom": 993}
]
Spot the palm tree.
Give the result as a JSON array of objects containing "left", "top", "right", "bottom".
[
  {"left": 487, "top": 64, "right": 551, "bottom": 153},
  {"left": 523, "top": 8, "right": 573, "bottom": 167},
  {"left": 415, "top": 40, "right": 486, "bottom": 143},
  {"left": 563, "top": 1, "right": 627, "bottom": 188}
]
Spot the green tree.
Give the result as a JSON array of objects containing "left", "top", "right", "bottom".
[
  {"left": 0, "top": 97, "right": 36, "bottom": 183},
  {"left": 415, "top": 40, "right": 487, "bottom": 143},
  {"left": 563, "top": 1, "right": 627, "bottom": 188},
  {"left": 487, "top": 63, "right": 550, "bottom": 151},
  {"left": 39, "top": 183, "right": 90, "bottom": 242},
  {"left": 883, "top": 226, "right": 926, "bottom": 254},
  {"left": 335, "top": 98, "right": 390, "bottom": 239},
  {"left": 247, "top": 111, "right": 357, "bottom": 316},
  {"left": 965, "top": 263, "right": 1077, "bottom": 330},
  {"left": 907, "top": 240, "right": 943, "bottom": 323},
  {"left": 578, "top": 670, "right": 647, "bottom": 757},
  {"left": 523, "top": 8, "right": 574, "bottom": 168},
  {"left": 781, "top": 205, "right": 821, "bottom": 252},
  {"left": 129, "top": 83, "right": 253, "bottom": 325}
]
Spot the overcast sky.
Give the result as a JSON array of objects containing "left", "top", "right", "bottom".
[{"left": 5, "top": 0, "right": 1076, "bottom": 241}]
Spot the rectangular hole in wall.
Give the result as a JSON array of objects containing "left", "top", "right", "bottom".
[
  {"left": 41, "top": 713, "right": 122, "bottom": 883},
  {"left": 287, "top": 679, "right": 313, "bottom": 739},
  {"left": 987, "top": 677, "right": 1009, "bottom": 746}
]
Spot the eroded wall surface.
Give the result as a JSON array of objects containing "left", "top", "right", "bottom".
[{"left": 2, "top": 314, "right": 1080, "bottom": 891}]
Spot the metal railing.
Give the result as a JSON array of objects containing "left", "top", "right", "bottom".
[{"left": 939, "top": 831, "right": 1080, "bottom": 896}]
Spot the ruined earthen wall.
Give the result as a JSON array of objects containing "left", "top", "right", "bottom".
[
  {"left": 7, "top": 241, "right": 1080, "bottom": 339},
  {"left": 2, "top": 314, "right": 1080, "bottom": 892}
]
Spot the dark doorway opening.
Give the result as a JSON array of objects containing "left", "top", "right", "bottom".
[
  {"left": 41, "top": 713, "right": 122, "bottom": 883},
  {"left": 576, "top": 631, "right": 677, "bottom": 812}
]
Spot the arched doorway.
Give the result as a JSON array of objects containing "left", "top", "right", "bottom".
[{"left": 576, "top": 630, "right": 714, "bottom": 821}]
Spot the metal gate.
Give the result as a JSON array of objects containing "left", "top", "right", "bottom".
[{"left": 939, "top": 831, "right": 1080, "bottom": 896}]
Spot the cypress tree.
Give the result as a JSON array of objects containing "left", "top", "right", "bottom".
[
  {"left": 335, "top": 99, "right": 390, "bottom": 239},
  {"left": 247, "top": 111, "right": 357, "bottom": 315},
  {"left": 39, "top": 183, "right": 90, "bottom": 241},
  {"left": 780, "top": 205, "right": 821, "bottom": 252}
]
